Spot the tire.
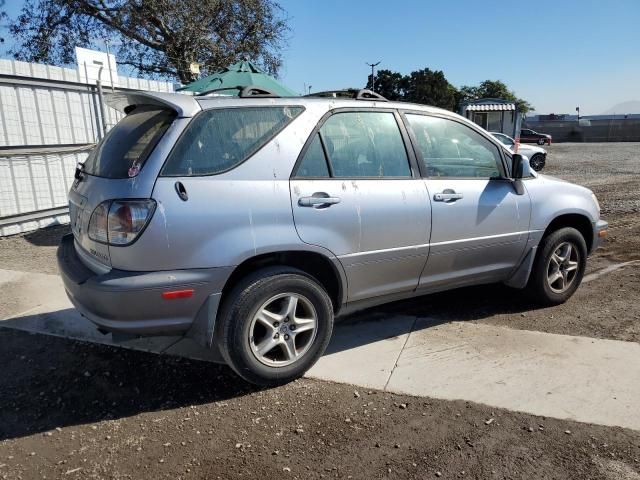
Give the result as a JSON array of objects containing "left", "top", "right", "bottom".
[
  {"left": 215, "top": 266, "right": 334, "bottom": 386},
  {"left": 529, "top": 154, "right": 545, "bottom": 172},
  {"left": 537, "top": 138, "right": 545, "bottom": 145},
  {"left": 527, "top": 227, "right": 587, "bottom": 306}
]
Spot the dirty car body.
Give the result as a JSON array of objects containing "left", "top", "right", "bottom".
[{"left": 58, "top": 89, "right": 607, "bottom": 385}]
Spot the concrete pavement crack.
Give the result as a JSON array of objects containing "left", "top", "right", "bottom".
[{"left": 383, "top": 315, "right": 418, "bottom": 391}]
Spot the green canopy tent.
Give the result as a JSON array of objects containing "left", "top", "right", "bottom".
[{"left": 177, "top": 60, "right": 298, "bottom": 97}]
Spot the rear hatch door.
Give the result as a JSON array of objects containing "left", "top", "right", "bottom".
[{"left": 69, "top": 92, "right": 200, "bottom": 271}]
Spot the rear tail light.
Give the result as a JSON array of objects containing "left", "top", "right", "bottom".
[
  {"left": 88, "top": 199, "right": 156, "bottom": 246},
  {"left": 87, "top": 202, "right": 109, "bottom": 243}
]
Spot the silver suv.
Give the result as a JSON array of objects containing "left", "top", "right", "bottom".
[{"left": 57, "top": 88, "right": 608, "bottom": 385}]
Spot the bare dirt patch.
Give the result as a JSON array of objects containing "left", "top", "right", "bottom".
[{"left": 0, "top": 224, "right": 69, "bottom": 275}]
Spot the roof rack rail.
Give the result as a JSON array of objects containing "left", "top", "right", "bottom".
[
  {"left": 304, "top": 88, "right": 388, "bottom": 102},
  {"left": 196, "top": 85, "right": 281, "bottom": 98}
]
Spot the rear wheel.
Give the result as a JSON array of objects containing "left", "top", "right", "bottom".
[
  {"left": 527, "top": 227, "right": 587, "bottom": 305},
  {"left": 529, "top": 154, "right": 546, "bottom": 171},
  {"left": 216, "top": 267, "right": 333, "bottom": 386}
]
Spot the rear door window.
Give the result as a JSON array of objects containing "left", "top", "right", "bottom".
[
  {"left": 83, "top": 107, "right": 175, "bottom": 178},
  {"left": 161, "top": 106, "right": 303, "bottom": 176}
]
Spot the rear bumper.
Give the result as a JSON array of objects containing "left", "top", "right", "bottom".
[
  {"left": 592, "top": 219, "right": 608, "bottom": 253},
  {"left": 57, "top": 234, "right": 232, "bottom": 336}
]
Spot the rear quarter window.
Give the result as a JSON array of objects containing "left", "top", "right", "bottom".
[
  {"left": 161, "top": 106, "right": 303, "bottom": 177},
  {"left": 83, "top": 107, "right": 175, "bottom": 179}
]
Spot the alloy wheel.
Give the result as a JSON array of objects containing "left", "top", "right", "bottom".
[
  {"left": 530, "top": 155, "right": 545, "bottom": 171},
  {"left": 546, "top": 241, "right": 580, "bottom": 293},
  {"left": 249, "top": 293, "right": 318, "bottom": 367}
]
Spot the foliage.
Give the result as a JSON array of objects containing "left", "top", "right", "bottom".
[
  {"left": 368, "top": 69, "right": 404, "bottom": 101},
  {"left": 8, "top": 0, "right": 289, "bottom": 84},
  {"left": 458, "top": 80, "right": 533, "bottom": 113},
  {"left": 402, "top": 69, "right": 457, "bottom": 111},
  {"left": 367, "top": 68, "right": 456, "bottom": 110},
  {"left": 0, "top": 0, "right": 6, "bottom": 45},
  {"left": 366, "top": 71, "right": 533, "bottom": 113}
]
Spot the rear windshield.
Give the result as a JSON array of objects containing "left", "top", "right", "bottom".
[
  {"left": 161, "top": 106, "right": 303, "bottom": 176},
  {"left": 83, "top": 107, "right": 175, "bottom": 178}
]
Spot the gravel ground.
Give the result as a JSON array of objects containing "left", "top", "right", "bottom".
[
  {"left": 542, "top": 143, "right": 640, "bottom": 262},
  {"left": 0, "top": 224, "right": 69, "bottom": 275},
  {"left": 0, "top": 142, "right": 639, "bottom": 479}
]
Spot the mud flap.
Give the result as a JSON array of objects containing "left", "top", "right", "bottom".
[{"left": 504, "top": 246, "right": 537, "bottom": 289}]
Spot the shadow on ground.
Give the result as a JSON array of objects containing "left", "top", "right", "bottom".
[
  {"left": 0, "top": 281, "right": 545, "bottom": 441},
  {"left": 0, "top": 327, "right": 259, "bottom": 442},
  {"left": 328, "top": 282, "right": 546, "bottom": 354},
  {"left": 20, "top": 224, "right": 70, "bottom": 247}
]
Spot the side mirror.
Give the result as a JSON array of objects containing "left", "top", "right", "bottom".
[
  {"left": 510, "top": 154, "right": 526, "bottom": 195},
  {"left": 511, "top": 154, "right": 524, "bottom": 179}
]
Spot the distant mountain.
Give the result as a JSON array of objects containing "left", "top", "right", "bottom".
[{"left": 601, "top": 101, "right": 640, "bottom": 115}]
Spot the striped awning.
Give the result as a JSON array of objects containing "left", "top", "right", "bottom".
[{"left": 465, "top": 103, "right": 516, "bottom": 111}]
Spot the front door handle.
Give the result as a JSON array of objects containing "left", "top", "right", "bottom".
[
  {"left": 298, "top": 193, "right": 341, "bottom": 207},
  {"left": 434, "top": 191, "right": 463, "bottom": 202}
]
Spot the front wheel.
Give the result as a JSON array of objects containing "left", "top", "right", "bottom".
[
  {"left": 215, "top": 267, "right": 334, "bottom": 386},
  {"left": 526, "top": 227, "right": 587, "bottom": 305},
  {"left": 537, "top": 138, "right": 546, "bottom": 145},
  {"left": 529, "top": 154, "right": 546, "bottom": 171}
]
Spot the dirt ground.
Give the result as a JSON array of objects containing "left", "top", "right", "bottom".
[
  {"left": 0, "top": 142, "right": 639, "bottom": 479},
  {"left": 1, "top": 328, "right": 639, "bottom": 480}
]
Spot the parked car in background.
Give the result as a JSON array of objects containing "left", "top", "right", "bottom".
[
  {"left": 58, "top": 88, "right": 607, "bottom": 386},
  {"left": 520, "top": 128, "right": 552, "bottom": 145},
  {"left": 491, "top": 132, "right": 547, "bottom": 171}
]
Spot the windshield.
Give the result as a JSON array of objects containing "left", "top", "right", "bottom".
[
  {"left": 83, "top": 107, "right": 176, "bottom": 179},
  {"left": 494, "top": 133, "right": 514, "bottom": 146}
]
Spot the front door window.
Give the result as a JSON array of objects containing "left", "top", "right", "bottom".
[{"left": 405, "top": 114, "right": 503, "bottom": 178}]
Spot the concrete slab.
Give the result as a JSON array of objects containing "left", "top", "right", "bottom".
[
  {"left": 387, "top": 320, "right": 640, "bottom": 430},
  {"left": 308, "top": 315, "right": 416, "bottom": 390},
  {"left": 0, "top": 269, "right": 182, "bottom": 353}
]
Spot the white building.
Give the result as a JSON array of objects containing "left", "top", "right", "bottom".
[{"left": 460, "top": 98, "right": 522, "bottom": 137}]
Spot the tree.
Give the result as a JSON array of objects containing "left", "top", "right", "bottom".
[
  {"left": 9, "top": 0, "right": 289, "bottom": 84},
  {"left": 368, "top": 69, "right": 404, "bottom": 101},
  {"left": 458, "top": 80, "right": 533, "bottom": 113},
  {"left": 0, "top": 0, "right": 6, "bottom": 45},
  {"left": 365, "top": 68, "right": 457, "bottom": 110},
  {"left": 402, "top": 68, "right": 457, "bottom": 111}
]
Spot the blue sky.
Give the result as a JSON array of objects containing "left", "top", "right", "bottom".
[{"left": 2, "top": 0, "right": 639, "bottom": 114}]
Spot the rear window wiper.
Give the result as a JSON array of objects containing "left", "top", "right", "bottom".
[{"left": 74, "top": 162, "right": 85, "bottom": 181}]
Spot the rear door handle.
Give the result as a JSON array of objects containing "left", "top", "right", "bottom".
[
  {"left": 434, "top": 191, "right": 464, "bottom": 202},
  {"left": 298, "top": 193, "right": 341, "bottom": 207}
]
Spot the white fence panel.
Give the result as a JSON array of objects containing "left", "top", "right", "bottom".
[
  {"left": 0, "top": 86, "right": 23, "bottom": 146},
  {"left": 0, "top": 150, "right": 91, "bottom": 236},
  {"left": 0, "top": 59, "right": 176, "bottom": 235}
]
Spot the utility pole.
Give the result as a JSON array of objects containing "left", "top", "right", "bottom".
[
  {"left": 308, "top": 85, "right": 312, "bottom": 94},
  {"left": 366, "top": 61, "right": 380, "bottom": 92},
  {"left": 104, "top": 38, "right": 115, "bottom": 92}
]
